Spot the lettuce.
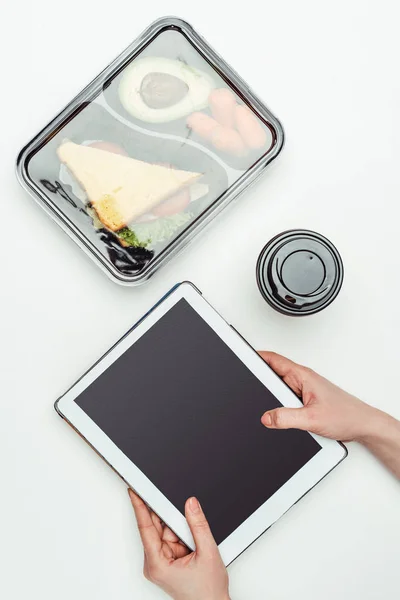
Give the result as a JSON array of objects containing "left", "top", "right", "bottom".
[
  {"left": 118, "top": 227, "right": 150, "bottom": 248},
  {"left": 119, "top": 212, "right": 192, "bottom": 249}
]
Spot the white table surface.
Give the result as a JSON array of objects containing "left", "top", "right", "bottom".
[{"left": 2, "top": 1, "right": 400, "bottom": 599}]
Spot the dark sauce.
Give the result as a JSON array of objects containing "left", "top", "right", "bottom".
[{"left": 99, "top": 229, "right": 154, "bottom": 275}]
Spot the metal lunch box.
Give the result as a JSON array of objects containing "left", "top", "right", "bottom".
[{"left": 17, "top": 17, "right": 284, "bottom": 285}]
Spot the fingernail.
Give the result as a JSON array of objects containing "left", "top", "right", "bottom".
[
  {"left": 262, "top": 413, "right": 272, "bottom": 426},
  {"left": 189, "top": 497, "right": 201, "bottom": 514}
]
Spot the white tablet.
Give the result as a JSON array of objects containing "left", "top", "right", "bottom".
[{"left": 56, "top": 281, "right": 347, "bottom": 565}]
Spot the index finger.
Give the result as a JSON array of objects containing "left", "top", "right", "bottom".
[
  {"left": 258, "top": 351, "right": 305, "bottom": 396},
  {"left": 258, "top": 351, "right": 296, "bottom": 377},
  {"left": 128, "top": 489, "right": 162, "bottom": 557}
]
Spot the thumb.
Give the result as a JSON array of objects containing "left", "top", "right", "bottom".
[
  {"left": 261, "top": 407, "right": 312, "bottom": 431},
  {"left": 185, "top": 497, "right": 217, "bottom": 555}
]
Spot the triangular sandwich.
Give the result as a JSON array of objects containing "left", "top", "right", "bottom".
[{"left": 57, "top": 142, "right": 201, "bottom": 231}]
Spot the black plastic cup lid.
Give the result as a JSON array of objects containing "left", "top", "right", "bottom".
[{"left": 256, "top": 229, "right": 344, "bottom": 316}]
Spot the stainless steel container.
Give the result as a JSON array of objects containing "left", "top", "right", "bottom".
[{"left": 17, "top": 17, "right": 284, "bottom": 285}]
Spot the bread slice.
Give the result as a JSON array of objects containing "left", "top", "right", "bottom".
[{"left": 57, "top": 142, "right": 201, "bottom": 231}]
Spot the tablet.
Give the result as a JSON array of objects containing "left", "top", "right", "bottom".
[{"left": 55, "top": 281, "right": 347, "bottom": 565}]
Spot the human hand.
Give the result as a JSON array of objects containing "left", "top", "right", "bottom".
[
  {"left": 128, "top": 490, "right": 230, "bottom": 600},
  {"left": 259, "top": 351, "right": 379, "bottom": 443}
]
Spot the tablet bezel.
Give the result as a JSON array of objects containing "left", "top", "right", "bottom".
[{"left": 56, "top": 281, "right": 347, "bottom": 565}]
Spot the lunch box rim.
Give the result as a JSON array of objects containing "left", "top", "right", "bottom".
[{"left": 16, "top": 15, "right": 285, "bottom": 286}]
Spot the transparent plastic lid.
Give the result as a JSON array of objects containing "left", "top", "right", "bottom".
[{"left": 19, "top": 19, "right": 283, "bottom": 283}]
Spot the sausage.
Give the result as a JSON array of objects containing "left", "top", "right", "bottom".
[
  {"left": 187, "top": 112, "right": 219, "bottom": 140},
  {"left": 209, "top": 88, "right": 237, "bottom": 128},
  {"left": 234, "top": 105, "right": 267, "bottom": 150},
  {"left": 211, "top": 126, "right": 248, "bottom": 157},
  {"left": 187, "top": 110, "right": 247, "bottom": 156}
]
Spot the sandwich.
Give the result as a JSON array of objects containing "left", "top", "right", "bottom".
[{"left": 57, "top": 142, "right": 202, "bottom": 232}]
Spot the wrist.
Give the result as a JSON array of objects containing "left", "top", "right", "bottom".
[{"left": 356, "top": 406, "right": 396, "bottom": 446}]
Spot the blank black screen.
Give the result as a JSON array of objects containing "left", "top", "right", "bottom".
[{"left": 76, "top": 299, "right": 321, "bottom": 544}]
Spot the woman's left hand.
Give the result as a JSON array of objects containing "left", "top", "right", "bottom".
[{"left": 128, "top": 490, "right": 230, "bottom": 600}]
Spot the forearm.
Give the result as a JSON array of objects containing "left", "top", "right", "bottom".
[{"left": 359, "top": 409, "right": 400, "bottom": 479}]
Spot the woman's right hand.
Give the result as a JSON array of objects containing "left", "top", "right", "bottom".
[
  {"left": 259, "top": 351, "right": 400, "bottom": 479},
  {"left": 259, "top": 351, "right": 380, "bottom": 443}
]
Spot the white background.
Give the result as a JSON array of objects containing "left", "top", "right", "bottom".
[{"left": 1, "top": 1, "right": 399, "bottom": 599}]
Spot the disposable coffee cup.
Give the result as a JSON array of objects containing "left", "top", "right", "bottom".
[{"left": 256, "top": 229, "right": 344, "bottom": 316}]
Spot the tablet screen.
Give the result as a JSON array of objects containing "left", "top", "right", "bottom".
[{"left": 75, "top": 299, "right": 321, "bottom": 544}]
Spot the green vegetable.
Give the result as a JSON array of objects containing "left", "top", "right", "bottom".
[
  {"left": 121, "top": 212, "right": 192, "bottom": 249},
  {"left": 118, "top": 227, "right": 150, "bottom": 248}
]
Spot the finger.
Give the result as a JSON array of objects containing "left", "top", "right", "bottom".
[
  {"left": 261, "top": 407, "right": 312, "bottom": 431},
  {"left": 128, "top": 489, "right": 162, "bottom": 558},
  {"left": 258, "top": 351, "right": 299, "bottom": 377},
  {"left": 258, "top": 351, "right": 307, "bottom": 396},
  {"left": 162, "top": 526, "right": 180, "bottom": 543},
  {"left": 161, "top": 543, "right": 174, "bottom": 560},
  {"left": 170, "top": 541, "right": 190, "bottom": 559},
  {"left": 161, "top": 527, "right": 189, "bottom": 560},
  {"left": 150, "top": 511, "right": 163, "bottom": 537},
  {"left": 185, "top": 497, "right": 218, "bottom": 555}
]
